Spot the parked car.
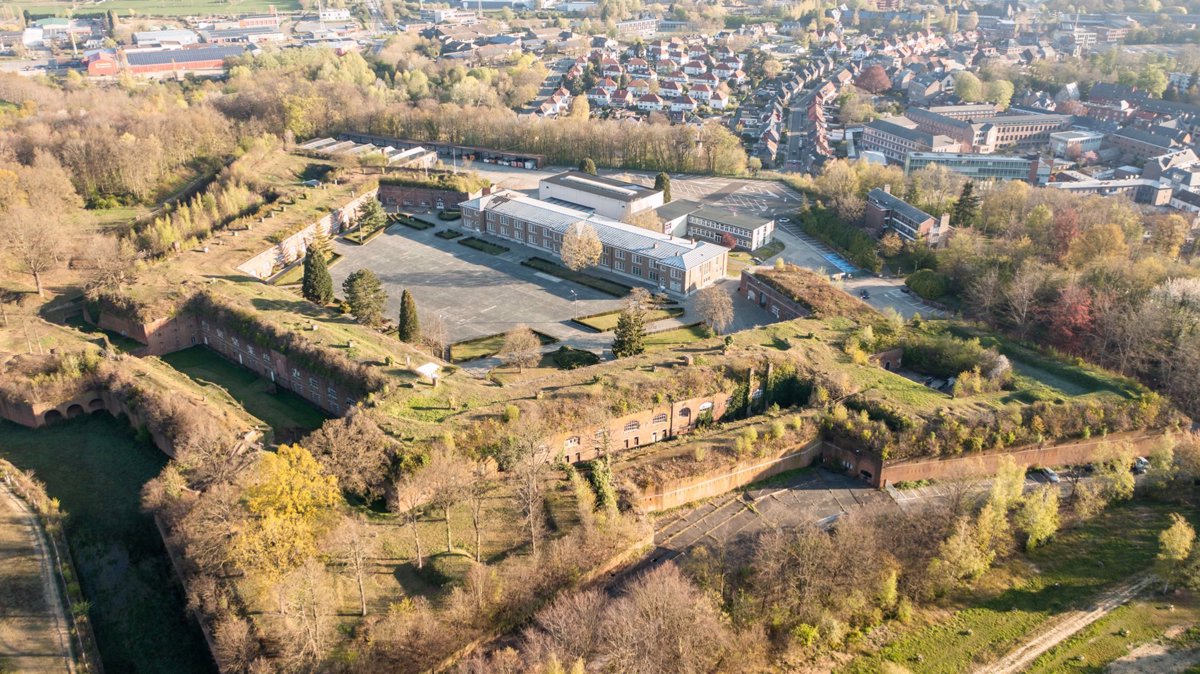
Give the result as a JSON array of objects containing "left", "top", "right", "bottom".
[
  {"left": 899, "top": 286, "right": 911, "bottom": 294},
  {"left": 778, "top": 216, "right": 791, "bottom": 223},
  {"left": 1041, "top": 467, "right": 1060, "bottom": 483},
  {"left": 1133, "top": 456, "right": 1150, "bottom": 475},
  {"left": 859, "top": 290, "right": 870, "bottom": 300}
]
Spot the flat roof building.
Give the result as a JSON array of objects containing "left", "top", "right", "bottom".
[
  {"left": 866, "top": 187, "right": 952, "bottom": 245},
  {"left": 538, "top": 171, "right": 664, "bottom": 220},
  {"left": 903, "top": 152, "right": 1050, "bottom": 184},
  {"left": 461, "top": 189, "right": 727, "bottom": 296}
]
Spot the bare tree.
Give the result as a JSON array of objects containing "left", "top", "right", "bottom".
[
  {"left": 499, "top": 325, "right": 542, "bottom": 371},
  {"left": 303, "top": 409, "right": 396, "bottom": 501},
  {"left": 422, "top": 311, "right": 450, "bottom": 360},
  {"left": 0, "top": 206, "right": 66, "bottom": 297},
  {"left": 507, "top": 421, "right": 550, "bottom": 555},
  {"left": 966, "top": 267, "right": 1003, "bottom": 319},
  {"left": 213, "top": 615, "right": 260, "bottom": 673},
  {"left": 329, "top": 513, "right": 375, "bottom": 617},
  {"left": 560, "top": 222, "right": 602, "bottom": 271},
  {"left": 390, "top": 470, "right": 429, "bottom": 569},
  {"left": 425, "top": 447, "right": 472, "bottom": 554},
  {"left": 1004, "top": 260, "right": 1044, "bottom": 338},
  {"left": 271, "top": 558, "right": 337, "bottom": 668},
  {"left": 695, "top": 286, "right": 734, "bottom": 334},
  {"left": 83, "top": 235, "right": 139, "bottom": 291},
  {"left": 466, "top": 461, "right": 494, "bottom": 562}
]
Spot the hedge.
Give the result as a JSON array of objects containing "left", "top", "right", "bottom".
[
  {"left": 458, "top": 237, "right": 509, "bottom": 255},
  {"left": 520, "top": 257, "right": 632, "bottom": 298},
  {"left": 905, "top": 269, "right": 950, "bottom": 299},
  {"left": 435, "top": 229, "right": 464, "bottom": 240}
]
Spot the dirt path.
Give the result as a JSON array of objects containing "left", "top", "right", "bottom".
[
  {"left": 0, "top": 480, "right": 74, "bottom": 674},
  {"left": 983, "top": 574, "right": 1155, "bottom": 674}
]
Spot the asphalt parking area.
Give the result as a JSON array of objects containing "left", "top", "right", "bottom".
[{"left": 328, "top": 224, "right": 624, "bottom": 343}]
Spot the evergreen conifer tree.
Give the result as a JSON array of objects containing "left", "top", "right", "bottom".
[
  {"left": 397, "top": 289, "right": 421, "bottom": 343},
  {"left": 301, "top": 245, "right": 334, "bottom": 304}
]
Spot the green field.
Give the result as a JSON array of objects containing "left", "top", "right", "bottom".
[
  {"left": 451, "top": 330, "right": 558, "bottom": 363},
  {"left": 644, "top": 323, "right": 712, "bottom": 351},
  {"left": 161, "top": 346, "right": 328, "bottom": 436},
  {"left": 0, "top": 416, "right": 215, "bottom": 674},
  {"left": 15, "top": 0, "right": 299, "bottom": 16},
  {"left": 843, "top": 504, "right": 1187, "bottom": 674},
  {"left": 574, "top": 306, "right": 684, "bottom": 332}
]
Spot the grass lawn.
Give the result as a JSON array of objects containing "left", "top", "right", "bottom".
[
  {"left": 521, "top": 257, "right": 633, "bottom": 297},
  {"left": 15, "top": 0, "right": 298, "bottom": 15},
  {"left": 0, "top": 416, "right": 214, "bottom": 674},
  {"left": 843, "top": 503, "right": 1185, "bottom": 674},
  {"left": 64, "top": 314, "right": 146, "bottom": 353},
  {"left": 160, "top": 346, "right": 328, "bottom": 436},
  {"left": 574, "top": 306, "right": 684, "bottom": 332},
  {"left": 644, "top": 323, "right": 713, "bottom": 352},
  {"left": 1027, "top": 596, "right": 1200, "bottom": 673},
  {"left": 451, "top": 330, "right": 558, "bottom": 363},
  {"left": 269, "top": 252, "right": 342, "bottom": 286}
]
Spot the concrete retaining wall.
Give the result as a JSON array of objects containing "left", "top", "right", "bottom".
[
  {"left": 235, "top": 188, "right": 378, "bottom": 280},
  {"left": 878, "top": 432, "right": 1165, "bottom": 486},
  {"left": 632, "top": 439, "right": 823, "bottom": 512}
]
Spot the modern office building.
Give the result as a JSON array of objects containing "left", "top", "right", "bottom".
[
  {"left": 861, "top": 118, "right": 960, "bottom": 164},
  {"left": 903, "top": 152, "right": 1051, "bottom": 184}
]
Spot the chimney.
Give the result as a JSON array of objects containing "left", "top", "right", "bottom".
[{"left": 883, "top": 183, "right": 892, "bottom": 195}]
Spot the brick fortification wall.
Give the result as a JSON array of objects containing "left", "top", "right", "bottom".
[{"left": 236, "top": 188, "right": 378, "bottom": 281}]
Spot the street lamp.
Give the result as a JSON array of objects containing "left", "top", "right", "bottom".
[{"left": 569, "top": 289, "right": 577, "bottom": 319}]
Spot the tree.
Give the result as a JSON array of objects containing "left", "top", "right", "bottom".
[
  {"left": 855, "top": 64, "right": 892, "bottom": 94},
  {"left": 953, "top": 71, "right": 984, "bottom": 102},
  {"left": 232, "top": 444, "right": 340, "bottom": 578},
  {"left": 425, "top": 447, "right": 472, "bottom": 554},
  {"left": 507, "top": 421, "right": 550, "bottom": 555},
  {"left": 397, "top": 289, "right": 421, "bottom": 342},
  {"left": 342, "top": 269, "right": 387, "bottom": 326},
  {"left": 985, "top": 79, "right": 1015, "bottom": 109},
  {"left": 301, "top": 245, "right": 334, "bottom": 304},
  {"left": 390, "top": 468, "right": 429, "bottom": 569},
  {"left": 951, "top": 181, "right": 980, "bottom": 227},
  {"left": 329, "top": 513, "right": 375, "bottom": 617},
  {"left": 611, "top": 302, "right": 647, "bottom": 358},
  {"left": 500, "top": 325, "right": 542, "bottom": 371},
  {"left": 989, "top": 455, "right": 1026, "bottom": 512},
  {"left": 303, "top": 409, "right": 396, "bottom": 501},
  {"left": 1045, "top": 283, "right": 1093, "bottom": 354},
  {"left": 1157, "top": 513, "right": 1195, "bottom": 593},
  {"left": 720, "top": 232, "right": 738, "bottom": 248},
  {"left": 560, "top": 222, "right": 603, "bottom": 271},
  {"left": 0, "top": 204, "right": 67, "bottom": 297},
  {"left": 465, "top": 462, "right": 493, "bottom": 562},
  {"left": 1004, "top": 260, "right": 1045, "bottom": 338},
  {"left": 422, "top": 311, "right": 449, "bottom": 360},
  {"left": 696, "top": 286, "right": 734, "bottom": 335},
  {"left": 579, "top": 158, "right": 597, "bottom": 175},
  {"left": 654, "top": 172, "right": 672, "bottom": 202},
  {"left": 84, "top": 236, "right": 139, "bottom": 292},
  {"left": 356, "top": 198, "right": 386, "bottom": 235},
  {"left": 878, "top": 231, "right": 903, "bottom": 257},
  {"left": 1016, "top": 486, "right": 1060, "bottom": 551},
  {"left": 569, "top": 94, "right": 590, "bottom": 119},
  {"left": 929, "top": 516, "right": 993, "bottom": 591}
]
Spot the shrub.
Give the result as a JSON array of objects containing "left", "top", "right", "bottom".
[
  {"left": 503, "top": 404, "right": 520, "bottom": 423},
  {"left": 551, "top": 346, "right": 600, "bottom": 370},
  {"left": 770, "top": 420, "right": 786, "bottom": 440},
  {"left": 905, "top": 269, "right": 950, "bottom": 299}
]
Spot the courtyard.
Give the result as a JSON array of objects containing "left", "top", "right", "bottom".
[{"left": 328, "top": 221, "right": 627, "bottom": 344}]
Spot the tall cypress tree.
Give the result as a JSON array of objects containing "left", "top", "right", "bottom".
[
  {"left": 301, "top": 246, "right": 333, "bottom": 304},
  {"left": 397, "top": 289, "right": 421, "bottom": 343},
  {"left": 655, "top": 172, "right": 672, "bottom": 203}
]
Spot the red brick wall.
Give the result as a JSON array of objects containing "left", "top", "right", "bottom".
[
  {"left": 377, "top": 183, "right": 473, "bottom": 210},
  {"left": 738, "top": 270, "right": 809, "bottom": 320},
  {"left": 546, "top": 391, "right": 733, "bottom": 463}
]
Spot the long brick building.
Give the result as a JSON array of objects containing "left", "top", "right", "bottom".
[{"left": 460, "top": 190, "right": 728, "bottom": 296}]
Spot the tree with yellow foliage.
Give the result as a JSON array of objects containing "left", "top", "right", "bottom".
[{"left": 233, "top": 444, "right": 341, "bottom": 578}]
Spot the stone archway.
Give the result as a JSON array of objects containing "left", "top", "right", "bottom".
[
  {"left": 43, "top": 409, "right": 64, "bottom": 424},
  {"left": 66, "top": 404, "right": 85, "bottom": 418},
  {"left": 87, "top": 398, "right": 105, "bottom": 412}
]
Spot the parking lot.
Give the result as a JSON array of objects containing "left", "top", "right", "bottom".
[{"left": 328, "top": 223, "right": 624, "bottom": 344}]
